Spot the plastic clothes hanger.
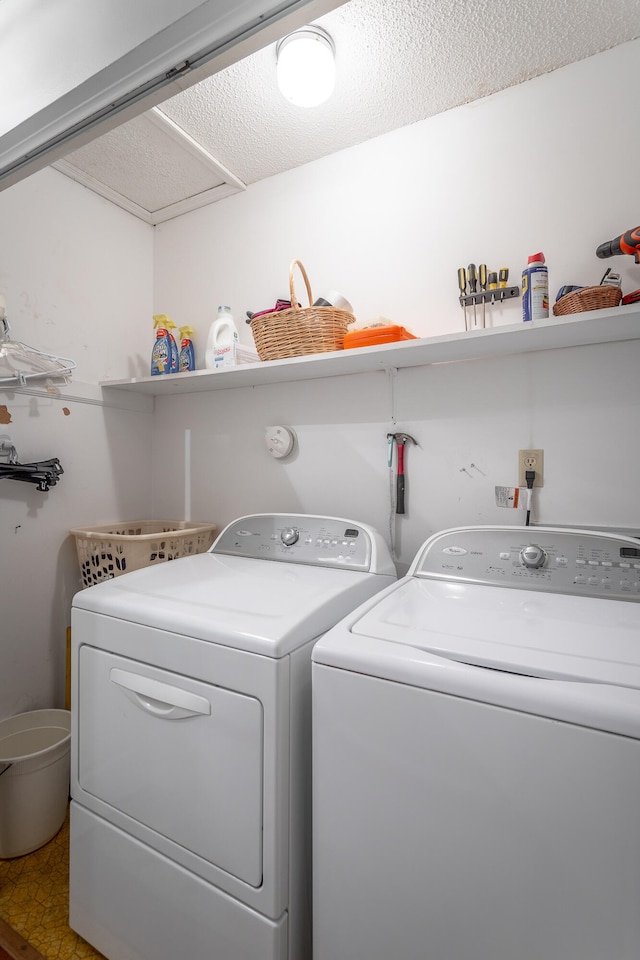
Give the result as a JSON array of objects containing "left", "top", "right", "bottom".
[
  {"left": 0, "top": 455, "right": 64, "bottom": 491},
  {"left": 0, "top": 437, "right": 64, "bottom": 492}
]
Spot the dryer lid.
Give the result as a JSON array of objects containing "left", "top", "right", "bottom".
[
  {"left": 72, "top": 552, "right": 395, "bottom": 657},
  {"left": 327, "top": 576, "right": 640, "bottom": 689}
]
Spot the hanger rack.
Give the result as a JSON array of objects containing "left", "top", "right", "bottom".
[
  {"left": 0, "top": 437, "right": 64, "bottom": 492},
  {"left": 0, "top": 307, "right": 76, "bottom": 388}
]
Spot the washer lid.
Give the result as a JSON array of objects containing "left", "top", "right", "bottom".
[
  {"left": 72, "top": 552, "right": 395, "bottom": 657},
  {"left": 313, "top": 576, "right": 640, "bottom": 737},
  {"left": 320, "top": 576, "right": 640, "bottom": 689}
]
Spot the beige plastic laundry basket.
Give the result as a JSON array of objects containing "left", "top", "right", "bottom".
[{"left": 71, "top": 520, "right": 217, "bottom": 588}]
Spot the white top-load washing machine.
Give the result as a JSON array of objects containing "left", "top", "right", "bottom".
[
  {"left": 70, "top": 514, "right": 396, "bottom": 960},
  {"left": 312, "top": 525, "right": 640, "bottom": 960}
]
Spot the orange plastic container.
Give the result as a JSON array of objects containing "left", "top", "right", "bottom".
[{"left": 343, "top": 325, "right": 417, "bottom": 349}]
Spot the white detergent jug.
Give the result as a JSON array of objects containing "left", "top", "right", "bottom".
[{"left": 205, "top": 306, "right": 239, "bottom": 370}]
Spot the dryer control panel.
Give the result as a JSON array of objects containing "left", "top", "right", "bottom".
[
  {"left": 212, "top": 514, "right": 388, "bottom": 572},
  {"left": 410, "top": 526, "right": 640, "bottom": 601}
]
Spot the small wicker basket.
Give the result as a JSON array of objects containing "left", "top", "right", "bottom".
[
  {"left": 71, "top": 520, "right": 217, "bottom": 588},
  {"left": 250, "top": 260, "right": 355, "bottom": 361},
  {"left": 552, "top": 285, "right": 623, "bottom": 316}
]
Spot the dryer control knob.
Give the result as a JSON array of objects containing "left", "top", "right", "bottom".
[
  {"left": 281, "top": 527, "right": 299, "bottom": 546},
  {"left": 520, "top": 544, "right": 547, "bottom": 569}
]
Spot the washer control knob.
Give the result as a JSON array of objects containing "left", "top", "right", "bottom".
[
  {"left": 281, "top": 527, "right": 299, "bottom": 546},
  {"left": 520, "top": 544, "right": 547, "bottom": 569}
]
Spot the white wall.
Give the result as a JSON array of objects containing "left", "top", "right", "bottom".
[
  {"left": 152, "top": 39, "right": 640, "bottom": 569},
  {"left": 0, "top": 169, "right": 153, "bottom": 718}
]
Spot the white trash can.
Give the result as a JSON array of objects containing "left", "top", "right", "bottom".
[{"left": 0, "top": 708, "right": 71, "bottom": 858}]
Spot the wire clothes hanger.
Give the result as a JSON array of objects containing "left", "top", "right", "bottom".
[
  {"left": 0, "top": 304, "right": 69, "bottom": 490},
  {"left": 0, "top": 308, "right": 76, "bottom": 387}
]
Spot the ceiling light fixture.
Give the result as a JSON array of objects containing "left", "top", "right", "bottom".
[{"left": 276, "top": 26, "right": 336, "bottom": 108}]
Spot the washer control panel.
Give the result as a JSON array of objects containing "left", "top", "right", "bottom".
[
  {"left": 412, "top": 526, "right": 640, "bottom": 600},
  {"left": 212, "top": 514, "right": 374, "bottom": 570}
]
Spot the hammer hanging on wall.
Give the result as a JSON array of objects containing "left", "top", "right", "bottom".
[{"left": 387, "top": 432, "right": 417, "bottom": 514}]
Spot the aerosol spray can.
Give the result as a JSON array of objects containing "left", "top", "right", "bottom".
[{"left": 522, "top": 252, "right": 549, "bottom": 321}]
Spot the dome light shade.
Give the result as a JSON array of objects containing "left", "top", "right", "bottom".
[{"left": 276, "top": 27, "right": 336, "bottom": 108}]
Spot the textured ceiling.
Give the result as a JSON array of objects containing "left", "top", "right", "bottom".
[{"left": 55, "top": 0, "right": 640, "bottom": 223}]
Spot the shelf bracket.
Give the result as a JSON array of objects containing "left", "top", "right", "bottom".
[{"left": 386, "top": 366, "right": 398, "bottom": 425}]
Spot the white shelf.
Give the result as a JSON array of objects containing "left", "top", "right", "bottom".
[{"left": 100, "top": 304, "right": 640, "bottom": 396}]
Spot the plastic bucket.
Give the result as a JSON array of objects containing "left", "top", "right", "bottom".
[{"left": 0, "top": 709, "right": 71, "bottom": 858}]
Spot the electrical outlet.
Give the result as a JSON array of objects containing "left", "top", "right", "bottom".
[{"left": 518, "top": 449, "right": 544, "bottom": 487}]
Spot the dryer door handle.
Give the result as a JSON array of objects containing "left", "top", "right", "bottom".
[{"left": 110, "top": 668, "right": 211, "bottom": 719}]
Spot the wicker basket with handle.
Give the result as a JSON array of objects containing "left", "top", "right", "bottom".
[
  {"left": 552, "top": 285, "right": 623, "bottom": 316},
  {"left": 250, "top": 260, "right": 355, "bottom": 361}
]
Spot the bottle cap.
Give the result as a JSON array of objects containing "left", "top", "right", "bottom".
[{"left": 528, "top": 252, "right": 545, "bottom": 264}]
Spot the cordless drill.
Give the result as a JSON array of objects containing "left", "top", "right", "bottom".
[{"left": 596, "top": 226, "right": 640, "bottom": 263}]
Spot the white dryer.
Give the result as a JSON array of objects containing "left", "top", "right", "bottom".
[
  {"left": 70, "top": 514, "right": 396, "bottom": 960},
  {"left": 313, "top": 525, "right": 640, "bottom": 960}
]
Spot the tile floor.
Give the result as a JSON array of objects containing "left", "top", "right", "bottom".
[{"left": 0, "top": 807, "right": 104, "bottom": 960}]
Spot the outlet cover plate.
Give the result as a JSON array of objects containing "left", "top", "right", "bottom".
[{"left": 518, "top": 448, "right": 544, "bottom": 487}]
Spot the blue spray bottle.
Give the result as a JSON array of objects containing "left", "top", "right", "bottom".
[
  {"left": 151, "top": 314, "right": 173, "bottom": 375},
  {"left": 178, "top": 326, "right": 196, "bottom": 372},
  {"left": 164, "top": 317, "right": 180, "bottom": 373}
]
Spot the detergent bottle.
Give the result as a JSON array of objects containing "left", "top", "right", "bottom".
[
  {"left": 205, "top": 305, "right": 239, "bottom": 371},
  {"left": 150, "top": 314, "right": 174, "bottom": 375},
  {"left": 178, "top": 326, "right": 196, "bottom": 372}
]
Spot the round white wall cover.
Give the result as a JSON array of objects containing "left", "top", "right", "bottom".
[{"left": 265, "top": 425, "right": 295, "bottom": 459}]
